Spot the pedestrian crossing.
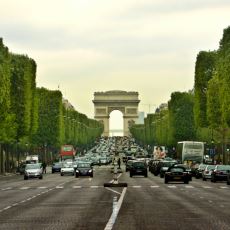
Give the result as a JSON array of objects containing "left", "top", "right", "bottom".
[{"left": 0, "top": 185, "right": 229, "bottom": 191}]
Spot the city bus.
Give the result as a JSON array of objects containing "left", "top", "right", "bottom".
[
  {"left": 176, "top": 141, "right": 205, "bottom": 164},
  {"left": 60, "top": 145, "right": 75, "bottom": 161}
]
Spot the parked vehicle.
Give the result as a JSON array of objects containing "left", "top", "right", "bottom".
[
  {"left": 211, "top": 165, "right": 230, "bottom": 182},
  {"left": 202, "top": 165, "right": 216, "bottom": 181},
  {"left": 164, "top": 165, "right": 190, "bottom": 184},
  {"left": 52, "top": 162, "right": 62, "bottom": 173},
  {"left": 75, "top": 162, "right": 93, "bottom": 178},
  {"left": 130, "top": 161, "right": 148, "bottom": 177},
  {"left": 24, "top": 163, "right": 43, "bottom": 180}
]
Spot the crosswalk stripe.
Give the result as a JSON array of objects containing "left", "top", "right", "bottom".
[
  {"left": 73, "top": 186, "right": 82, "bottom": 188},
  {"left": 20, "top": 187, "right": 30, "bottom": 190},
  {"left": 220, "top": 186, "right": 228, "bottom": 189},
  {"left": 132, "top": 185, "right": 141, "bottom": 188},
  {"left": 185, "top": 185, "right": 194, "bottom": 188},
  {"left": 56, "top": 186, "right": 63, "bottom": 189},
  {"left": 38, "top": 187, "right": 47, "bottom": 189},
  {"left": 168, "top": 185, "right": 177, "bottom": 188},
  {"left": 150, "top": 185, "right": 160, "bottom": 188}
]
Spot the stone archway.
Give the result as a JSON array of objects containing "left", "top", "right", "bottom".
[{"left": 92, "top": 90, "right": 140, "bottom": 136}]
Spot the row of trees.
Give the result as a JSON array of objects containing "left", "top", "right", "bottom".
[
  {"left": 0, "top": 38, "right": 103, "bottom": 173},
  {"left": 130, "top": 26, "right": 230, "bottom": 163}
]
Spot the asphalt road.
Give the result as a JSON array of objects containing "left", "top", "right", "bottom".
[{"left": 0, "top": 166, "right": 230, "bottom": 230}]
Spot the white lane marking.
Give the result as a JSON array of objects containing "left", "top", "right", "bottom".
[
  {"left": 56, "top": 186, "right": 64, "bottom": 189},
  {"left": 132, "top": 186, "right": 141, "bottom": 188},
  {"left": 73, "top": 186, "right": 82, "bottom": 189},
  {"left": 104, "top": 188, "right": 127, "bottom": 230},
  {"left": 3, "top": 206, "right": 11, "bottom": 210},
  {"left": 1, "top": 187, "right": 12, "bottom": 191},
  {"left": 203, "top": 186, "right": 212, "bottom": 189},
  {"left": 150, "top": 185, "right": 160, "bottom": 188},
  {"left": 89, "top": 178, "right": 92, "bottom": 181},
  {"left": 220, "top": 186, "right": 228, "bottom": 189},
  {"left": 38, "top": 187, "right": 47, "bottom": 189},
  {"left": 208, "top": 200, "right": 213, "bottom": 203},
  {"left": 168, "top": 185, "right": 177, "bottom": 188},
  {"left": 20, "top": 187, "right": 30, "bottom": 190},
  {"left": 90, "top": 186, "right": 99, "bottom": 188},
  {"left": 185, "top": 185, "right": 194, "bottom": 188},
  {"left": 105, "top": 187, "right": 122, "bottom": 195},
  {"left": 12, "top": 203, "right": 18, "bottom": 206}
]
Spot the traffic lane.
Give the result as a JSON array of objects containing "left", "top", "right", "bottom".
[
  {"left": 0, "top": 183, "right": 121, "bottom": 229},
  {"left": 113, "top": 177, "right": 230, "bottom": 230},
  {"left": 0, "top": 166, "right": 121, "bottom": 213}
]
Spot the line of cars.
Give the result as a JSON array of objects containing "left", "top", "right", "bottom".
[{"left": 194, "top": 163, "right": 230, "bottom": 185}]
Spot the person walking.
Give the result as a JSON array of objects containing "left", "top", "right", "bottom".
[
  {"left": 42, "top": 162, "right": 47, "bottom": 174},
  {"left": 117, "top": 158, "right": 121, "bottom": 169}
]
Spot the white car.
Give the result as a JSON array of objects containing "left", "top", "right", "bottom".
[
  {"left": 60, "top": 163, "right": 74, "bottom": 176},
  {"left": 24, "top": 163, "right": 43, "bottom": 180},
  {"left": 202, "top": 164, "right": 216, "bottom": 181}
]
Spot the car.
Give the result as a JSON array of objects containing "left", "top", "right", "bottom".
[
  {"left": 130, "top": 161, "right": 148, "bottom": 177},
  {"left": 75, "top": 162, "right": 93, "bottom": 178},
  {"left": 211, "top": 165, "right": 230, "bottom": 182},
  {"left": 159, "top": 160, "right": 177, "bottom": 178},
  {"left": 202, "top": 165, "right": 216, "bottom": 181},
  {"left": 24, "top": 163, "right": 43, "bottom": 180},
  {"left": 164, "top": 165, "right": 190, "bottom": 184},
  {"left": 51, "top": 162, "right": 62, "bottom": 173},
  {"left": 125, "top": 160, "right": 134, "bottom": 172},
  {"left": 17, "top": 162, "right": 26, "bottom": 175},
  {"left": 227, "top": 170, "right": 230, "bottom": 185},
  {"left": 173, "top": 163, "right": 192, "bottom": 181},
  {"left": 60, "top": 163, "right": 74, "bottom": 176},
  {"left": 194, "top": 164, "right": 207, "bottom": 179}
]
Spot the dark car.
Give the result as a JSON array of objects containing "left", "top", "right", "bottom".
[
  {"left": 17, "top": 162, "right": 26, "bottom": 175},
  {"left": 149, "top": 160, "right": 162, "bottom": 176},
  {"left": 227, "top": 170, "right": 230, "bottom": 185},
  {"left": 159, "top": 160, "right": 177, "bottom": 178},
  {"left": 173, "top": 164, "right": 192, "bottom": 181},
  {"left": 194, "top": 164, "right": 207, "bottom": 179},
  {"left": 75, "top": 162, "right": 93, "bottom": 178},
  {"left": 164, "top": 165, "right": 190, "bottom": 184},
  {"left": 211, "top": 165, "right": 230, "bottom": 182},
  {"left": 52, "top": 162, "right": 62, "bottom": 173},
  {"left": 130, "top": 161, "right": 148, "bottom": 177},
  {"left": 125, "top": 160, "right": 134, "bottom": 172}
]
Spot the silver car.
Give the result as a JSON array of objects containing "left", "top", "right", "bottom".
[
  {"left": 24, "top": 163, "right": 43, "bottom": 180},
  {"left": 60, "top": 163, "right": 74, "bottom": 176},
  {"left": 202, "top": 165, "right": 216, "bottom": 181}
]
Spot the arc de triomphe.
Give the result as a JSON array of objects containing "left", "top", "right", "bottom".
[{"left": 93, "top": 90, "right": 140, "bottom": 136}]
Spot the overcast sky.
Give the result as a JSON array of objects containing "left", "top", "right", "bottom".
[{"left": 1, "top": 0, "right": 230, "bottom": 129}]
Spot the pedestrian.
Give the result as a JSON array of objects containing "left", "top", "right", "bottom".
[
  {"left": 42, "top": 162, "right": 47, "bottom": 174},
  {"left": 118, "top": 158, "right": 121, "bottom": 169}
]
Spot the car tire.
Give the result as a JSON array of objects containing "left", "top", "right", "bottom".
[
  {"left": 227, "top": 181, "right": 230, "bottom": 185},
  {"left": 184, "top": 180, "right": 189, "bottom": 184},
  {"left": 61, "top": 173, "right": 63, "bottom": 176},
  {"left": 90, "top": 174, "right": 93, "bottom": 178},
  {"left": 39, "top": 176, "right": 43, "bottom": 180},
  {"left": 160, "top": 173, "right": 164, "bottom": 178},
  {"left": 130, "top": 173, "right": 133, "bottom": 178},
  {"left": 126, "top": 169, "right": 128, "bottom": 172},
  {"left": 24, "top": 176, "right": 28, "bottom": 180},
  {"left": 203, "top": 177, "right": 206, "bottom": 181},
  {"left": 145, "top": 173, "right": 148, "bottom": 178},
  {"left": 52, "top": 170, "right": 54, "bottom": 174},
  {"left": 165, "top": 179, "right": 168, "bottom": 184},
  {"left": 75, "top": 174, "right": 79, "bottom": 178}
]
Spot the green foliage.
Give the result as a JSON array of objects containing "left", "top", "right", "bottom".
[
  {"left": 10, "top": 54, "right": 37, "bottom": 141},
  {"left": 0, "top": 38, "right": 17, "bottom": 143},
  {"left": 168, "top": 92, "right": 196, "bottom": 142},
  {"left": 194, "top": 51, "right": 216, "bottom": 127}
]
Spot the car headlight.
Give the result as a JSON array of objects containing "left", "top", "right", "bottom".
[
  {"left": 76, "top": 170, "right": 79, "bottom": 173},
  {"left": 88, "top": 169, "right": 92, "bottom": 173}
]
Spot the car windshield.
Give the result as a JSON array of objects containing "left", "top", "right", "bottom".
[
  {"left": 162, "top": 161, "right": 176, "bottom": 167},
  {"left": 217, "top": 165, "right": 230, "bottom": 170},
  {"left": 170, "top": 167, "right": 184, "bottom": 172},
  {"left": 53, "top": 163, "right": 61, "bottom": 166},
  {"left": 206, "top": 165, "right": 215, "bottom": 170},
  {"left": 62, "top": 163, "right": 73, "bottom": 168},
  {"left": 26, "top": 164, "right": 40, "bottom": 170},
  {"left": 133, "top": 162, "right": 145, "bottom": 167},
  {"left": 78, "top": 163, "right": 91, "bottom": 168}
]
